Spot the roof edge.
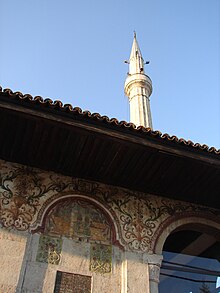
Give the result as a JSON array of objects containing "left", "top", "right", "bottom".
[{"left": 0, "top": 86, "right": 219, "bottom": 157}]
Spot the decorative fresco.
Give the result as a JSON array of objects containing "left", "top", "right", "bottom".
[
  {"left": 90, "top": 243, "right": 112, "bottom": 274},
  {"left": 0, "top": 159, "right": 220, "bottom": 253},
  {"left": 54, "top": 271, "right": 91, "bottom": 293},
  {"left": 36, "top": 235, "right": 62, "bottom": 265},
  {"left": 0, "top": 163, "right": 75, "bottom": 231},
  {"left": 45, "top": 199, "right": 111, "bottom": 243}
]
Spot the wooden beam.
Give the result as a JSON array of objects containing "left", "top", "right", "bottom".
[{"left": 0, "top": 101, "right": 220, "bottom": 167}]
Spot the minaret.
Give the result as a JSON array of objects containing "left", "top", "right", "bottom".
[{"left": 124, "top": 32, "right": 153, "bottom": 128}]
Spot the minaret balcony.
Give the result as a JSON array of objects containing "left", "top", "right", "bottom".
[{"left": 124, "top": 73, "right": 152, "bottom": 98}]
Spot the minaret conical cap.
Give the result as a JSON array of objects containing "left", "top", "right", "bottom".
[
  {"left": 129, "top": 32, "right": 143, "bottom": 60},
  {"left": 128, "top": 32, "right": 145, "bottom": 75}
]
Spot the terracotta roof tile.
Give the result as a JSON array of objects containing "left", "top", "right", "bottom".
[{"left": 0, "top": 86, "right": 219, "bottom": 155}]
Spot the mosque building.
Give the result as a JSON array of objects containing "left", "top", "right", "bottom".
[{"left": 0, "top": 34, "right": 219, "bottom": 293}]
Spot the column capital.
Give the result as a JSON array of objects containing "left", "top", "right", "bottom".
[
  {"left": 143, "top": 253, "right": 163, "bottom": 266},
  {"left": 143, "top": 254, "right": 163, "bottom": 284},
  {"left": 148, "top": 263, "right": 161, "bottom": 284}
]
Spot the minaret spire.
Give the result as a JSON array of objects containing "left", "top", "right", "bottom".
[{"left": 124, "top": 33, "right": 153, "bottom": 128}]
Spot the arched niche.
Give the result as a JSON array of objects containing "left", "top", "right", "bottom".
[{"left": 31, "top": 194, "right": 122, "bottom": 247}]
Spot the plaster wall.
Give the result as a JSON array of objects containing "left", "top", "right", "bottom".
[
  {"left": 0, "top": 230, "right": 151, "bottom": 293},
  {"left": 0, "top": 159, "right": 219, "bottom": 293},
  {"left": 0, "top": 230, "right": 27, "bottom": 293},
  {"left": 16, "top": 235, "right": 123, "bottom": 293}
]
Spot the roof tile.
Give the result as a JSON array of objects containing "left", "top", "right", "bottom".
[{"left": 0, "top": 86, "right": 219, "bottom": 155}]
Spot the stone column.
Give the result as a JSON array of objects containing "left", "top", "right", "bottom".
[
  {"left": 144, "top": 254, "right": 163, "bottom": 293},
  {"left": 121, "top": 251, "right": 149, "bottom": 293}
]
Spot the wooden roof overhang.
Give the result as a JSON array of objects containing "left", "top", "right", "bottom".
[{"left": 0, "top": 88, "right": 220, "bottom": 209}]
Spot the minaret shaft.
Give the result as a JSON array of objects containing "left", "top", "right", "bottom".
[
  {"left": 124, "top": 34, "right": 153, "bottom": 128},
  {"left": 129, "top": 85, "right": 152, "bottom": 128}
]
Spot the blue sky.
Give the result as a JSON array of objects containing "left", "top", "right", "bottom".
[{"left": 0, "top": 0, "right": 220, "bottom": 148}]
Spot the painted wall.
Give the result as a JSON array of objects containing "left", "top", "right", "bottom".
[{"left": 0, "top": 160, "right": 219, "bottom": 293}]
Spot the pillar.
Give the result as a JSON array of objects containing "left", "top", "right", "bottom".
[{"left": 144, "top": 254, "right": 163, "bottom": 293}]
